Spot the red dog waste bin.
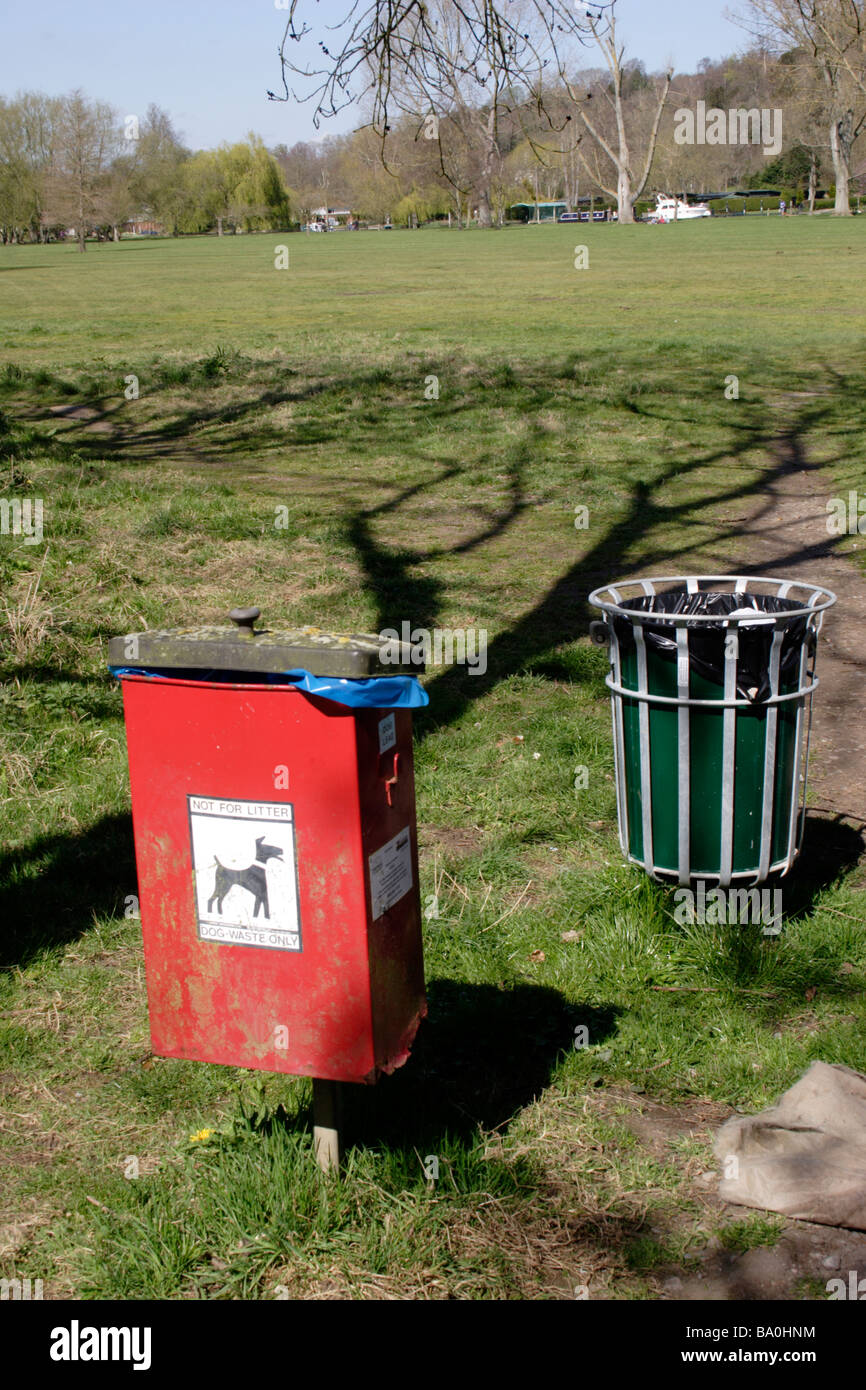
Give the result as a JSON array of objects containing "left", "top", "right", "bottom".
[{"left": 109, "top": 608, "right": 427, "bottom": 1086}]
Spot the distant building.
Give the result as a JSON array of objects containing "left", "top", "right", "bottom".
[
  {"left": 508, "top": 201, "right": 569, "bottom": 223},
  {"left": 310, "top": 207, "right": 354, "bottom": 229},
  {"left": 122, "top": 216, "right": 164, "bottom": 237}
]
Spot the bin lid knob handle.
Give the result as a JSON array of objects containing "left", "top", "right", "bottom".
[{"left": 228, "top": 606, "right": 261, "bottom": 637}]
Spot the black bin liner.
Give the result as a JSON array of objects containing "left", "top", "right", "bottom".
[{"left": 609, "top": 591, "right": 810, "bottom": 703}]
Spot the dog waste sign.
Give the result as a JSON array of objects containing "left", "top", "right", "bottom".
[{"left": 188, "top": 795, "right": 302, "bottom": 951}]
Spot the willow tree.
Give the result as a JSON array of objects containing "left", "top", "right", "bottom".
[{"left": 178, "top": 139, "right": 291, "bottom": 235}]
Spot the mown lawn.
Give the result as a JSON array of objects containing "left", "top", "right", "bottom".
[{"left": 1, "top": 220, "right": 865, "bottom": 1299}]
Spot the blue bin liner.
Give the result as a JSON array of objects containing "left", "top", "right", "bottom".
[{"left": 109, "top": 665, "right": 428, "bottom": 710}]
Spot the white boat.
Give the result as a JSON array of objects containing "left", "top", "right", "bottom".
[{"left": 648, "top": 195, "right": 711, "bottom": 223}]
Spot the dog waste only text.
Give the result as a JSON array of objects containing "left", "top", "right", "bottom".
[{"left": 188, "top": 795, "right": 302, "bottom": 952}]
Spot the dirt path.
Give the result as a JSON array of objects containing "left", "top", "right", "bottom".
[{"left": 725, "top": 423, "right": 866, "bottom": 834}]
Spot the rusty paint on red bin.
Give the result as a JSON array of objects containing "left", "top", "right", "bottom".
[{"left": 118, "top": 674, "right": 426, "bottom": 1084}]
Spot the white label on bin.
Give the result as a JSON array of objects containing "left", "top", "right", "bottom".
[
  {"left": 188, "top": 795, "right": 302, "bottom": 951},
  {"left": 369, "top": 827, "right": 413, "bottom": 921},
  {"left": 677, "top": 655, "right": 689, "bottom": 690},
  {"left": 378, "top": 712, "right": 397, "bottom": 754}
]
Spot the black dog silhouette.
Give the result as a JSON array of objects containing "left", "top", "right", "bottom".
[{"left": 207, "top": 837, "right": 283, "bottom": 920}]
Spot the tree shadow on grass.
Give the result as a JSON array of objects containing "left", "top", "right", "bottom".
[
  {"left": 409, "top": 401, "right": 851, "bottom": 734},
  {"left": 9, "top": 358, "right": 494, "bottom": 466},
  {"left": 333, "top": 360, "right": 866, "bottom": 885},
  {"left": 343, "top": 451, "right": 530, "bottom": 634}
]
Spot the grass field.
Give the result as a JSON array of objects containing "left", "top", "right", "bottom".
[{"left": 1, "top": 219, "right": 866, "bottom": 1299}]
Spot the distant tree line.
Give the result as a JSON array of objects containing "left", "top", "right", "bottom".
[{"left": 0, "top": 94, "right": 291, "bottom": 248}]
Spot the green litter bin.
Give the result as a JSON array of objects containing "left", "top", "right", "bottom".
[{"left": 588, "top": 575, "right": 836, "bottom": 886}]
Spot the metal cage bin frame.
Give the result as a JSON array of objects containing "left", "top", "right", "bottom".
[{"left": 588, "top": 575, "right": 836, "bottom": 887}]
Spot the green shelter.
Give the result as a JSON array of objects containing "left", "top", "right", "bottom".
[{"left": 509, "top": 201, "right": 569, "bottom": 223}]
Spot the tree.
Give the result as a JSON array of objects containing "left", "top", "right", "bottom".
[
  {"left": 43, "top": 90, "right": 122, "bottom": 250},
  {"left": 784, "top": 0, "right": 866, "bottom": 98},
  {"left": 340, "top": 126, "right": 401, "bottom": 222},
  {"left": 343, "top": 0, "right": 543, "bottom": 227},
  {"left": 175, "top": 150, "right": 224, "bottom": 233},
  {"left": 650, "top": 50, "right": 790, "bottom": 197},
  {"left": 98, "top": 161, "right": 136, "bottom": 240},
  {"left": 763, "top": 47, "right": 835, "bottom": 209},
  {"left": 273, "top": 0, "right": 549, "bottom": 130},
  {"left": 554, "top": 12, "right": 672, "bottom": 224},
  {"left": 226, "top": 136, "right": 292, "bottom": 229},
  {"left": 737, "top": 0, "right": 866, "bottom": 212},
  {"left": 178, "top": 138, "right": 291, "bottom": 235},
  {"left": 402, "top": 0, "right": 542, "bottom": 226},
  {"left": 273, "top": 140, "right": 328, "bottom": 225},
  {"left": 128, "top": 105, "right": 190, "bottom": 235}
]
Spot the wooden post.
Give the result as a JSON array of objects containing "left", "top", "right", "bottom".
[{"left": 312, "top": 1078, "right": 341, "bottom": 1173}]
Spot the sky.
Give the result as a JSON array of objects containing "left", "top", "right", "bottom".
[{"left": 0, "top": 0, "right": 748, "bottom": 151}]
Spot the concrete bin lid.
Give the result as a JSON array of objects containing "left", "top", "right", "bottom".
[{"left": 108, "top": 608, "right": 420, "bottom": 678}]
